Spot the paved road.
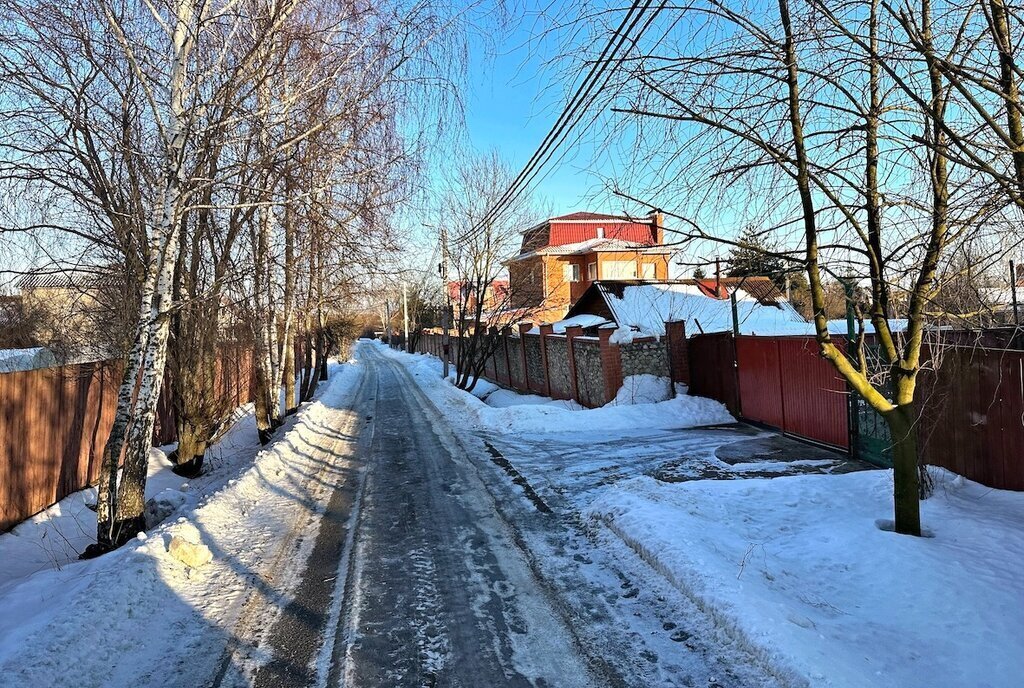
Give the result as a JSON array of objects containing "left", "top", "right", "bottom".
[{"left": 248, "top": 344, "right": 605, "bottom": 687}]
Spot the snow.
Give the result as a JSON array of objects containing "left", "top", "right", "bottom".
[
  {"left": 375, "top": 342, "right": 733, "bottom": 436},
  {"left": 609, "top": 374, "right": 672, "bottom": 405},
  {"left": 0, "top": 359, "right": 364, "bottom": 686},
  {"left": 596, "top": 284, "right": 909, "bottom": 341},
  {"left": 588, "top": 468, "right": 1024, "bottom": 688},
  {"left": 550, "top": 313, "right": 610, "bottom": 333},
  {"left": 602, "top": 283, "right": 809, "bottom": 340},
  {"left": 824, "top": 318, "right": 908, "bottom": 335},
  {"left": 0, "top": 347, "right": 57, "bottom": 372}
]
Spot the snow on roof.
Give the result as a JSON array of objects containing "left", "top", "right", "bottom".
[
  {"left": 824, "top": 319, "right": 908, "bottom": 335},
  {"left": 599, "top": 282, "right": 809, "bottom": 338},
  {"left": 550, "top": 314, "right": 611, "bottom": 333},
  {"left": 0, "top": 347, "right": 57, "bottom": 373},
  {"left": 508, "top": 237, "right": 672, "bottom": 262}
]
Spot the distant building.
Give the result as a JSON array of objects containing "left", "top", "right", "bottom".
[
  {"left": 983, "top": 262, "right": 1024, "bottom": 324},
  {"left": 505, "top": 211, "right": 674, "bottom": 322},
  {"left": 16, "top": 270, "right": 116, "bottom": 360},
  {"left": 447, "top": 278, "right": 510, "bottom": 314}
]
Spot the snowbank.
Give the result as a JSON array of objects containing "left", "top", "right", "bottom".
[
  {"left": 0, "top": 404, "right": 258, "bottom": 585},
  {"left": 376, "top": 343, "right": 733, "bottom": 435},
  {"left": 588, "top": 469, "right": 1024, "bottom": 688},
  {"left": 609, "top": 374, "right": 672, "bottom": 405}
]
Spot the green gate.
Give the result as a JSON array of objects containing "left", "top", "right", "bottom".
[
  {"left": 850, "top": 391, "right": 892, "bottom": 467},
  {"left": 848, "top": 342, "right": 893, "bottom": 468}
]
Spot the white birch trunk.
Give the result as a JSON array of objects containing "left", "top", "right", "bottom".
[{"left": 101, "top": 0, "right": 197, "bottom": 545}]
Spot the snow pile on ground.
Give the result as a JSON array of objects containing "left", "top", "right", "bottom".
[
  {"left": 0, "top": 347, "right": 57, "bottom": 373},
  {"left": 0, "top": 360, "right": 362, "bottom": 687},
  {"left": 609, "top": 374, "right": 672, "bottom": 405},
  {"left": 377, "top": 343, "right": 733, "bottom": 435},
  {"left": 0, "top": 405, "right": 258, "bottom": 585},
  {"left": 588, "top": 469, "right": 1024, "bottom": 688},
  {"left": 482, "top": 388, "right": 580, "bottom": 410}
]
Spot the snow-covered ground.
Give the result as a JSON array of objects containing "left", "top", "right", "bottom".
[
  {"left": 0, "top": 359, "right": 364, "bottom": 687},
  {"left": 380, "top": 345, "right": 734, "bottom": 435},
  {"left": 590, "top": 470, "right": 1024, "bottom": 688},
  {"left": 380, "top": 342, "right": 1024, "bottom": 688},
  {"left": 0, "top": 405, "right": 259, "bottom": 586}
]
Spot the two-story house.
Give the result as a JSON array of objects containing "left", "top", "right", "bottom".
[{"left": 506, "top": 211, "right": 673, "bottom": 322}]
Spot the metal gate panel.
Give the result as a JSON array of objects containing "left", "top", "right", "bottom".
[
  {"left": 735, "top": 336, "right": 785, "bottom": 429},
  {"left": 777, "top": 338, "right": 849, "bottom": 449}
]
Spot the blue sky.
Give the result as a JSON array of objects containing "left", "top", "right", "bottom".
[{"left": 458, "top": 2, "right": 621, "bottom": 218}]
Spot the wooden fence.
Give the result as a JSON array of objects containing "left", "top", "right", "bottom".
[{"left": 0, "top": 347, "right": 255, "bottom": 532}]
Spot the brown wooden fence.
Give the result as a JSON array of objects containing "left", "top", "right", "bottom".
[{"left": 1, "top": 347, "right": 255, "bottom": 532}]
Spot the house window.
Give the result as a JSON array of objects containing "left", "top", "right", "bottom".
[
  {"left": 563, "top": 263, "right": 581, "bottom": 282},
  {"left": 640, "top": 262, "right": 656, "bottom": 279},
  {"left": 587, "top": 262, "right": 597, "bottom": 280},
  {"left": 604, "top": 259, "right": 637, "bottom": 279}
]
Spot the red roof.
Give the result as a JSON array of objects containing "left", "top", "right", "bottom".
[
  {"left": 517, "top": 211, "right": 663, "bottom": 256},
  {"left": 550, "top": 211, "right": 632, "bottom": 221}
]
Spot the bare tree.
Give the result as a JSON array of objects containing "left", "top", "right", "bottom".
[
  {"left": 437, "top": 151, "right": 537, "bottom": 392},
  {"left": 593, "top": 0, "right": 1024, "bottom": 535}
]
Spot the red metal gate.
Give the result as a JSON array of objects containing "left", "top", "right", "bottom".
[{"left": 735, "top": 336, "right": 849, "bottom": 449}]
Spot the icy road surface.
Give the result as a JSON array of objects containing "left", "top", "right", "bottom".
[{"left": 237, "top": 342, "right": 790, "bottom": 688}]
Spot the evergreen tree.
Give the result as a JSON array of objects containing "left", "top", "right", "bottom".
[{"left": 725, "top": 227, "right": 786, "bottom": 287}]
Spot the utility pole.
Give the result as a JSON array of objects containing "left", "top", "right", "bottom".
[
  {"left": 402, "top": 281, "right": 410, "bottom": 352},
  {"left": 1011, "top": 260, "right": 1020, "bottom": 326},
  {"left": 440, "top": 227, "right": 451, "bottom": 379}
]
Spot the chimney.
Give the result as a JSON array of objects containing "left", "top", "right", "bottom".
[{"left": 649, "top": 209, "right": 664, "bottom": 245}]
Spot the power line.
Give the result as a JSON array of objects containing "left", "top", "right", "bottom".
[{"left": 469, "top": 0, "right": 665, "bottom": 240}]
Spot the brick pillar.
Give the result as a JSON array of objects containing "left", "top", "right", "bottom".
[
  {"left": 538, "top": 323, "right": 554, "bottom": 397},
  {"left": 564, "top": 325, "right": 583, "bottom": 403},
  {"left": 487, "top": 326, "right": 499, "bottom": 381},
  {"left": 502, "top": 331, "right": 512, "bottom": 385},
  {"left": 598, "top": 327, "right": 623, "bottom": 404},
  {"left": 518, "top": 322, "right": 532, "bottom": 392},
  {"left": 665, "top": 320, "right": 690, "bottom": 386}
]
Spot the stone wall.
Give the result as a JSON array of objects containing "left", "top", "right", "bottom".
[
  {"left": 545, "top": 336, "right": 572, "bottom": 399},
  {"left": 621, "top": 340, "right": 669, "bottom": 379},
  {"left": 573, "top": 338, "right": 603, "bottom": 407},
  {"left": 507, "top": 336, "right": 524, "bottom": 387},
  {"left": 493, "top": 339, "right": 509, "bottom": 381},
  {"left": 415, "top": 322, "right": 688, "bottom": 411},
  {"left": 524, "top": 334, "right": 545, "bottom": 393}
]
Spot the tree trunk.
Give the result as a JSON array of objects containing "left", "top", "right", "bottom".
[
  {"left": 318, "top": 328, "right": 329, "bottom": 381},
  {"left": 92, "top": 0, "right": 196, "bottom": 552},
  {"left": 884, "top": 405, "right": 922, "bottom": 536}
]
